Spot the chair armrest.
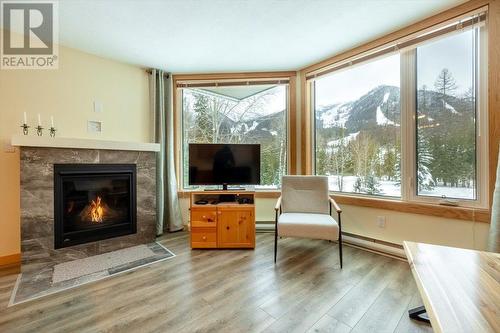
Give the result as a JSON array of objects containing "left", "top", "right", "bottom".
[
  {"left": 329, "top": 197, "right": 342, "bottom": 213},
  {"left": 274, "top": 196, "right": 282, "bottom": 211}
]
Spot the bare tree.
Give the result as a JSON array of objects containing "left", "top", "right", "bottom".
[{"left": 434, "top": 68, "right": 457, "bottom": 98}]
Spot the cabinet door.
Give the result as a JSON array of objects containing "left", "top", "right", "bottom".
[{"left": 217, "top": 207, "right": 255, "bottom": 248}]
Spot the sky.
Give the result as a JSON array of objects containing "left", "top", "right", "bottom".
[
  {"left": 184, "top": 85, "right": 286, "bottom": 121},
  {"left": 315, "top": 29, "right": 475, "bottom": 107}
]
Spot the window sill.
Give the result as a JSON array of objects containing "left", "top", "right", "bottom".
[{"left": 331, "top": 194, "right": 490, "bottom": 223}]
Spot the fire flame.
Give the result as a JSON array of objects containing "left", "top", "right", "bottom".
[{"left": 89, "top": 196, "right": 104, "bottom": 223}]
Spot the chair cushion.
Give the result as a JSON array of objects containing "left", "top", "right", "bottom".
[{"left": 278, "top": 213, "right": 339, "bottom": 241}]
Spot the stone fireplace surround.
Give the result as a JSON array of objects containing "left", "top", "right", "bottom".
[{"left": 13, "top": 137, "right": 159, "bottom": 273}]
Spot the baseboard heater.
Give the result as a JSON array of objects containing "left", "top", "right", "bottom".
[{"left": 256, "top": 223, "right": 407, "bottom": 261}]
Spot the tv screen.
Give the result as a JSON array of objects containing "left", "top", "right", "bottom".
[{"left": 189, "top": 143, "right": 260, "bottom": 186}]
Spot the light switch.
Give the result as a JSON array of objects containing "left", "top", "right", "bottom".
[{"left": 94, "top": 101, "right": 103, "bottom": 113}]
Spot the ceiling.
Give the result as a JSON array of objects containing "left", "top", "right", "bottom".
[{"left": 58, "top": 0, "right": 467, "bottom": 73}]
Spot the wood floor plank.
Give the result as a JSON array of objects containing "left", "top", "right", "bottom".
[
  {"left": 393, "top": 292, "right": 433, "bottom": 333},
  {"left": 350, "top": 262, "right": 415, "bottom": 333},
  {"left": 176, "top": 239, "right": 348, "bottom": 332},
  {"left": 0, "top": 233, "right": 423, "bottom": 333},
  {"left": 306, "top": 314, "right": 352, "bottom": 333},
  {"left": 0, "top": 274, "right": 17, "bottom": 308},
  {"left": 261, "top": 249, "right": 384, "bottom": 333},
  {"left": 327, "top": 255, "right": 400, "bottom": 328},
  {"left": 257, "top": 245, "right": 367, "bottom": 320}
]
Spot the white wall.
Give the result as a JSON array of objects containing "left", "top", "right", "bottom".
[
  {"left": 0, "top": 39, "right": 150, "bottom": 258},
  {"left": 179, "top": 197, "right": 490, "bottom": 250}
]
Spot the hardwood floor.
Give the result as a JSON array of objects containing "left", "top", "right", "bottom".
[{"left": 0, "top": 232, "right": 432, "bottom": 333}]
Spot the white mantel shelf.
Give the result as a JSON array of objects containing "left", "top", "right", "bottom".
[{"left": 11, "top": 135, "right": 160, "bottom": 152}]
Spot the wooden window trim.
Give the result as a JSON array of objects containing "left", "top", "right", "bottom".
[
  {"left": 332, "top": 194, "right": 490, "bottom": 223},
  {"left": 172, "top": 71, "right": 298, "bottom": 190},
  {"left": 304, "top": 9, "right": 487, "bottom": 81},
  {"left": 300, "top": 0, "right": 490, "bottom": 76},
  {"left": 298, "top": 0, "right": 499, "bottom": 222}
]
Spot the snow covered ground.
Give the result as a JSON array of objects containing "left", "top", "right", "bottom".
[
  {"left": 254, "top": 175, "right": 474, "bottom": 200},
  {"left": 327, "top": 175, "right": 474, "bottom": 199}
]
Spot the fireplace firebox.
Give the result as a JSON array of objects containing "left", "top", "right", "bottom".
[{"left": 54, "top": 164, "right": 137, "bottom": 249}]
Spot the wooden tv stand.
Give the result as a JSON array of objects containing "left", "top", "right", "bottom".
[{"left": 189, "top": 191, "right": 255, "bottom": 249}]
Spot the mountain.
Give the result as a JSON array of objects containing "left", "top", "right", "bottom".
[
  {"left": 187, "top": 83, "right": 473, "bottom": 145},
  {"left": 315, "top": 84, "right": 473, "bottom": 135},
  {"left": 316, "top": 85, "right": 400, "bottom": 133}
]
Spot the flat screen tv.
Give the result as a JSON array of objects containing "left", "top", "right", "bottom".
[{"left": 189, "top": 143, "right": 260, "bottom": 189}]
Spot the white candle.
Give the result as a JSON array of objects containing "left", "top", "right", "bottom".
[
  {"left": 51, "top": 116, "right": 54, "bottom": 127},
  {"left": 38, "top": 114, "right": 41, "bottom": 126},
  {"left": 23, "top": 112, "right": 27, "bottom": 124}
]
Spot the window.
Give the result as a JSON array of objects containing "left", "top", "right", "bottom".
[
  {"left": 181, "top": 84, "right": 287, "bottom": 188},
  {"left": 314, "top": 54, "right": 401, "bottom": 197},
  {"left": 415, "top": 30, "right": 478, "bottom": 200},
  {"left": 311, "top": 15, "right": 487, "bottom": 207}
]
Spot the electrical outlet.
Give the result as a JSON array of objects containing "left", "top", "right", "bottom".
[
  {"left": 87, "top": 120, "right": 102, "bottom": 133},
  {"left": 377, "top": 216, "right": 386, "bottom": 228}
]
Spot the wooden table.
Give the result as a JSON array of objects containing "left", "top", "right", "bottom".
[{"left": 403, "top": 241, "right": 500, "bottom": 333}]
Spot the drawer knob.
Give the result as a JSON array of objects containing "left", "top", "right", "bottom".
[
  {"left": 226, "top": 226, "right": 230, "bottom": 230},
  {"left": 202, "top": 236, "right": 207, "bottom": 240}
]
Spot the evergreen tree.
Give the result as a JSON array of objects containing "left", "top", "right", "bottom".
[
  {"left": 365, "top": 175, "right": 381, "bottom": 195},
  {"left": 382, "top": 148, "right": 397, "bottom": 181},
  {"left": 192, "top": 92, "right": 213, "bottom": 142},
  {"left": 330, "top": 127, "right": 351, "bottom": 191},
  {"left": 353, "top": 177, "right": 362, "bottom": 193},
  {"left": 417, "top": 133, "right": 435, "bottom": 191}
]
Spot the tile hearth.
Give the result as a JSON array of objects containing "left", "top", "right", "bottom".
[{"left": 9, "top": 242, "right": 174, "bottom": 306}]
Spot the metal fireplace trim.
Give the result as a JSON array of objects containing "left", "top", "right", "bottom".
[{"left": 53, "top": 163, "right": 137, "bottom": 249}]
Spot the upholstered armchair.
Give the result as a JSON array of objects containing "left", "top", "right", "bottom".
[{"left": 274, "top": 175, "right": 343, "bottom": 268}]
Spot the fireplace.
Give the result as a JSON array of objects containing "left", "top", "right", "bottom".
[{"left": 54, "top": 164, "right": 137, "bottom": 249}]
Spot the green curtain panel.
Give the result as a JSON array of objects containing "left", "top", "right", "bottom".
[
  {"left": 151, "top": 69, "right": 183, "bottom": 234},
  {"left": 489, "top": 144, "right": 500, "bottom": 252}
]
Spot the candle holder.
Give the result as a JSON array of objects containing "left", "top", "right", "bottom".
[
  {"left": 21, "top": 123, "right": 30, "bottom": 135},
  {"left": 49, "top": 126, "right": 56, "bottom": 137},
  {"left": 36, "top": 125, "right": 43, "bottom": 136}
]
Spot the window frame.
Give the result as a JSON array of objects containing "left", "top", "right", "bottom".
[
  {"left": 173, "top": 73, "right": 297, "bottom": 191},
  {"left": 308, "top": 25, "right": 488, "bottom": 209},
  {"left": 311, "top": 53, "right": 403, "bottom": 199},
  {"left": 405, "top": 26, "right": 489, "bottom": 209}
]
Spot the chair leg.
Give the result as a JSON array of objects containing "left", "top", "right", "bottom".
[
  {"left": 274, "top": 211, "right": 278, "bottom": 264},
  {"left": 339, "top": 236, "right": 343, "bottom": 269},
  {"left": 274, "top": 229, "right": 278, "bottom": 263},
  {"left": 338, "top": 212, "right": 343, "bottom": 269}
]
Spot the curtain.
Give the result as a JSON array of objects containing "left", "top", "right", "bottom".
[
  {"left": 488, "top": 145, "right": 500, "bottom": 252},
  {"left": 151, "top": 69, "right": 183, "bottom": 234}
]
